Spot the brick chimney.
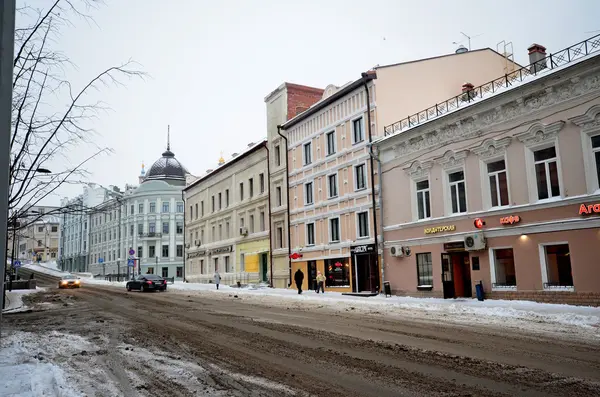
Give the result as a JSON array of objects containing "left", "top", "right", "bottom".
[
  {"left": 528, "top": 44, "right": 547, "bottom": 74},
  {"left": 461, "top": 82, "right": 475, "bottom": 102}
]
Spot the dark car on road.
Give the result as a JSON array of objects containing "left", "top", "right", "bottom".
[
  {"left": 58, "top": 274, "right": 81, "bottom": 289},
  {"left": 126, "top": 274, "right": 167, "bottom": 292}
]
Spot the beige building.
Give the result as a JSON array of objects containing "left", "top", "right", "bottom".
[
  {"left": 14, "top": 209, "right": 61, "bottom": 262},
  {"left": 264, "top": 83, "right": 325, "bottom": 288},
  {"left": 376, "top": 38, "right": 600, "bottom": 306},
  {"left": 184, "top": 141, "right": 276, "bottom": 285},
  {"left": 280, "top": 47, "right": 519, "bottom": 293}
]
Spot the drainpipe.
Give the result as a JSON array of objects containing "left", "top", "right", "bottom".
[
  {"left": 277, "top": 125, "right": 292, "bottom": 287},
  {"left": 264, "top": 142, "right": 274, "bottom": 287},
  {"left": 361, "top": 72, "right": 380, "bottom": 293},
  {"left": 369, "top": 144, "right": 385, "bottom": 290},
  {"left": 182, "top": 189, "right": 186, "bottom": 282}
]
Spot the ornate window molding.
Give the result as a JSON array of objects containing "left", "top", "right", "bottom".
[
  {"left": 404, "top": 160, "right": 434, "bottom": 180},
  {"left": 470, "top": 137, "right": 512, "bottom": 160},
  {"left": 570, "top": 104, "right": 600, "bottom": 134},
  {"left": 435, "top": 150, "right": 469, "bottom": 170},
  {"left": 515, "top": 121, "right": 565, "bottom": 148},
  {"left": 571, "top": 105, "right": 600, "bottom": 193}
]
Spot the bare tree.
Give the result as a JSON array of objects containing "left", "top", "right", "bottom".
[{"left": 8, "top": 0, "right": 144, "bottom": 229}]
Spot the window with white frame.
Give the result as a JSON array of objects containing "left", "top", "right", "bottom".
[
  {"left": 304, "top": 181, "right": 314, "bottom": 205},
  {"left": 303, "top": 142, "right": 312, "bottom": 165},
  {"left": 487, "top": 160, "right": 509, "bottom": 207},
  {"left": 448, "top": 170, "right": 467, "bottom": 213},
  {"left": 275, "top": 145, "right": 281, "bottom": 166},
  {"left": 249, "top": 214, "right": 254, "bottom": 233},
  {"left": 162, "top": 202, "right": 170, "bottom": 213},
  {"left": 260, "top": 211, "right": 265, "bottom": 231},
  {"left": 416, "top": 253, "right": 433, "bottom": 287},
  {"left": 534, "top": 146, "right": 560, "bottom": 200},
  {"left": 352, "top": 117, "right": 364, "bottom": 143},
  {"left": 326, "top": 131, "right": 336, "bottom": 156},
  {"left": 306, "top": 222, "right": 315, "bottom": 246},
  {"left": 276, "top": 226, "right": 283, "bottom": 248},
  {"left": 327, "top": 173, "right": 338, "bottom": 198},
  {"left": 354, "top": 163, "right": 366, "bottom": 190},
  {"left": 239, "top": 254, "right": 245, "bottom": 272},
  {"left": 276, "top": 186, "right": 282, "bottom": 206},
  {"left": 542, "top": 243, "right": 573, "bottom": 288},
  {"left": 329, "top": 217, "right": 340, "bottom": 242},
  {"left": 491, "top": 248, "right": 517, "bottom": 288},
  {"left": 591, "top": 135, "right": 600, "bottom": 187},
  {"left": 415, "top": 179, "right": 431, "bottom": 220},
  {"left": 357, "top": 211, "right": 369, "bottom": 238}
]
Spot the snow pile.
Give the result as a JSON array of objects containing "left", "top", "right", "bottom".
[
  {"left": 2, "top": 288, "right": 44, "bottom": 314},
  {"left": 22, "top": 263, "right": 68, "bottom": 277}
]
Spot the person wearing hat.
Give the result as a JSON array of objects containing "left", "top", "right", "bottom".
[{"left": 315, "top": 271, "right": 326, "bottom": 294}]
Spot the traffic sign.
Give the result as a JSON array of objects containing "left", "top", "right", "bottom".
[
  {"left": 13, "top": 260, "right": 21, "bottom": 268},
  {"left": 129, "top": 249, "right": 135, "bottom": 255},
  {"left": 127, "top": 258, "right": 135, "bottom": 267},
  {"left": 98, "top": 258, "right": 104, "bottom": 263}
]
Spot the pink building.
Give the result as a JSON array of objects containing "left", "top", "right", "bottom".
[
  {"left": 376, "top": 36, "right": 600, "bottom": 306},
  {"left": 280, "top": 47, "right": 519, "bottom": 293}
]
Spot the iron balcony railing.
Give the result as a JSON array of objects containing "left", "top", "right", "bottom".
[
  {"left": 384, "top": 34, "right": 600, "bottom": 136},
  {"left": 138, "top": 232, "right": 162, "bottom": 238}
]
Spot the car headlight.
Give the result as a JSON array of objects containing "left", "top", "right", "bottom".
[
  {"left": 75, "top": 280, "right": 80, "bottom": 284},
  {"left": 60, "top": 281, "right": 67, "bottom": 284}
]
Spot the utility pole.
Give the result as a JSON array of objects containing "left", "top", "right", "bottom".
[{"left": 0, "top": 0, "right": 16, "bottom": 341}]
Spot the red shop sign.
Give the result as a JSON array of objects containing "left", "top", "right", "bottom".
[
  {"left": 500, "top": 215, "right": 520, "bottom": 225},
  {"left": 579, "top": 203, "right": 600, "bottom": 215}
]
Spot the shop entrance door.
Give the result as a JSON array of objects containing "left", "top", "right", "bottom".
[
  {"left": 307, "top": 261, "right": 317, "bottom": 291},
  {"left": 352, "top": 244, "right": 379, "bottom": 293},
  {"left": 260, "top": 253, "right": 268, "bottom": 282},
  {"left": 441, "top": 252, "right": 472, "bottom": 298}
]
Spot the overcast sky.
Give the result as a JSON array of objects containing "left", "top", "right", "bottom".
[{"left": 21, "top": 0, "right": 600, "bottom": 205}]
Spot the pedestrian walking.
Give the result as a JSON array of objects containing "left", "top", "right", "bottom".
[
  {"left": 294, "top": 268, "right": 304, "bottom": 294},
  {"left": 214, "top": 270, "right": 221, "bottom": 290},
  {"left": 315, "top": 271, "right": 326, "bottom": 294}
]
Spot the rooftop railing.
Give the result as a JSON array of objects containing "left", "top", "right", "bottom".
[{"left": 384, "top": 34, "right": 600, "bottom": 137}]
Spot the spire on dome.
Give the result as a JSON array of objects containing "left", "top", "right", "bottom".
[
  {"left": 140, "top": 161, "right": 146, "bottom": 176},
  {"left": 167, "top": 125, "right": 170, "bottom": 151},
  {"left": 218, "top": 151, "right": 225, "bottom": 165}
]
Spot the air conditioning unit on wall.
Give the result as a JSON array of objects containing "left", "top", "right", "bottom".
[
  {"left": 239, "top": 226, "right": 248, "bottom": 236},
  {"left": 390, "top": 245, "right": 404, "bottom": 257},
  {"left": 464, "top": 233, "right": 486, "bottom": 251}
]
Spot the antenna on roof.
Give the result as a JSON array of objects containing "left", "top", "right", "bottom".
[{"left": 452, "top": 31, "right": 483, "bottom": 51}]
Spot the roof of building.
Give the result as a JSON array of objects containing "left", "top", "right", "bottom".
[
  {"left": 264, "top": 82, "right": 324, "bottom": 102},
  {"left": 144, "top": 144, "right": 188, "bottom": 184},
  {"left": 183, "top": 140, "right": 267, "bottom": 192}
]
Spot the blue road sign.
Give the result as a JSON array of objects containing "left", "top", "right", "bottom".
[
  {"left": 13, "top": 260, "right": 21, "bottom": 268},
  {"left": 127, "top": 259, "right": 135, "bottom": 267},
  {"left": 129, "top": 249, "right": 135, "bottom": 256},
  {"left": 98, "top": 258, "right": 104, "bottom": 263}
]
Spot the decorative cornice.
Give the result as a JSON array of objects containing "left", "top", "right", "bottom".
[
  {"left": 515, "top": 121, "right": 565, "bottom": 147},
  {"left": 569, "top": 104, "right": 600, "bottom": 134},
  {"left": 470, "top": 137, "right": 512, "bottom": 159},
  {"left": 378, "top": 66, "right": 600, "bottom": 159},
  {"left": 436, "top": 150, "right": 469, "bottom": 170},
  {"left": 404, "top": 160, "right": 434, "bottom": 179}
]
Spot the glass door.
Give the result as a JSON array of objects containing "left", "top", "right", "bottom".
[{"left": 441, "top": 253, "right": 455, "bottom": 299}]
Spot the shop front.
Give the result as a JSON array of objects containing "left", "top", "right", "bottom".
[
  {"left": 291, "top": 254, "right": 353, "bottom": 293},
  {"left": 350, "top": 244, "right": 379, "bottom": 293},
  {"left": 236, "top": 239, "right": 270, "bottom": 284}
]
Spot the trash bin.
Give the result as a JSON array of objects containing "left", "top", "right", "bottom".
[
  {"left": 383, "top": 281, "right": 392, "bottom": 298},
  {"left": 475, "top": 280, "right": 485, "bottom": 301}
]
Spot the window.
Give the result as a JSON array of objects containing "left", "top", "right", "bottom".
[
  {"left": 225, "top": 256, "right": 230, "bottom": 273},
  {"left": 177, "top": 202, "right": 184, "bottom": 213},
  {"left": 325, "top": 258, "right": 350, "bottom": 287},
  {"left": 355, "top": 164, "right": 366, "bottom": 190},
  {"left": 162, "top": 202, "right": 170, "bottom": 213},
  {"left": 249, "top": 214, "right": 254, "bottom": 233},
  {"left": 139, "top": 203, "right": 144, "bottom": 214},
  {"left": 212, "top": 226, "right": 215, "bottom": 241},
  {"left": 492, "top": 248, "right": 517, "bottom": 288},
  {"left": 306, "top": 222, "right": 315, "bottom": 246},
  {"left": 162, "top": 222, "right": 169, "bottom": 234},
  {"left": 487, "top": 160, "right": 509, "bottom": 207},
  {"left": 37, "top": 240, "right": 42, "bottom": 247},
  {"left": 249, "top": 178, "right": 254, "bottom": 198},
  {"left": 129, "top": 224, "right": 134, "bottom": 236},
  {"left": 534, "top": 146, "right": 560, "bottom": 200},
  {"left": 200, "top": 259, "right": 205, "bottom": 274},
  {"left": 201, "top": 229, "right": 204, "bottom": 242},
  {"left": 108, "top": 230, "right": 112, "bottom": 240},
  {"left": 130, "top": 205, "right": 134, "bottom": 215},
  {"left": 218, "top": 192, "right": 222, "bottom": 210},
  {"left": 329, "top": 218, "right": 340, "bottom": 242},
  {"left": 190, "top": 205, "right": 193, "bottom": 220},
  {"left": 327, "top": 173, "right": 338, "bottom": 198},
  {"left": 326, "top": 131, "right": 336, "bottom": 156},
  {"left": 149, "top": 222, "right": 156, "bottom": 233},
  {"left": 214, "top": 257, "right": 219, "bottom": 272},
  {"left": 260, "top": 211, "right": 265, "bottom": 231},
  {"left": 357, "top": 211, "right": 369, "bottom": 238},
  {"left": 176, "top": 245, "right": 183, "bottom": 257},
  {"left": 149, "top": 202, "right": 156, "bottom": 213},
  {"left": 276, "top": 186, "right": 282, "bottom": 206},
  {"left": 416, "top": 180, "right": 431, "bottom": 220},
  {"left": 448, "top": 171, "right": 467, "bottom": 213},
  {"left": 138, "top": 246, "right": 143, "bottom": 258},
  {"left": 201, "top": 201, "right": 204, "bottom": 217},
  {"left": 38, "top": 226, "right": 43, "bottom": 233},
  {"left": 211, "top": 196, "right": 215, "bottom": 212},
  {"left": 240, "top": 254, "right": 245, "bottom": 272},
  {"left": 416, "top": 253, "right": 433, "bottom": 287},
  {"left": 276, "top": 226, "right": 283, "bottom": 248},
  {"left": 352, "top": 117, "right": 364, "bottom": 143},
  {"left": 176, "top": 222, "right": 183, "bottom": 234},
  {"left": 259, "top": 174, "right": 265, "bottom": 193},
  {"left": 51, "top": 226, "right": 58, "bottom": 233},
  {"left": 239, "top": 182, "right": 244, "bottom": 200},
  {"left": 304, "top": 182, "right": 314, "bottom": 205},
  {"left": 137, "top": 223, "right": 143, "bottom": 235},
  {"left": 162, "top": 245, "right": 169, "bottom": 257},
  {"left": 226, "top": 221, "right": 230, "bottom": 238},
  {"left": 225, "top": 189, "right": 229, "bottom": 207},
  {"left": 303, "top": 142, "right": 312, "bottom": 165},
  {"left": 543, "top": 244, "right": 573, "bottom": 288},
  {"left": 149, "top": 245, "right": 155, "bottom": 258},
  {"left": 51, "top": 252, "right": 56, "bottom": 258},
  {"left": 176, "top": 266, "right": 183, "bottom": 277},
  {"left": 219, "top": 224, "right": 222, "bottom": 240},
  {"left": 275, "top": 145, "right": 281, "bottom": 166},
  {"left": 592, "top": 135, "right": 600, "bottom": 187}
]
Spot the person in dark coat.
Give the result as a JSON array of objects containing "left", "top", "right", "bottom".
[{"left": 294, "top": 268, "right": 304, "bottom": 294}]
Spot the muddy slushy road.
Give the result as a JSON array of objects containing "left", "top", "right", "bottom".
[{"left": 5, "top": 285, "right": 600, "bottom": 397}]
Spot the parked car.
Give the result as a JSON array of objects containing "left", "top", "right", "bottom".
[
  {"left": 126, "top": 274, "right": 167, "bottom": 292},
  {"left": 58, "top": 274, "right": 81, "bottom": 289}
]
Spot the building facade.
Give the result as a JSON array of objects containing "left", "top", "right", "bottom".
[
  {"left": 184, "top": 141, "right": 272, "bottom": 285},
  {"left": 16, "top": 207, "right": 61, "bottom": 263},
  {"left": 376, "top": 38, "right": 600, "bottom": 306},
  {"left": 281, "top": 47, "right": 517, "bottom": 293},
  {"left": 264, "top": 83, "right": 324, "bottom": 288}
]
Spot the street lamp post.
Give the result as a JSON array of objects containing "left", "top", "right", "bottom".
[
  {"left": 155, "top": 256, "right": 158, "bottom": 276},
  {"left": 117, "top": 257, "right": 121, "bottom": 282}
]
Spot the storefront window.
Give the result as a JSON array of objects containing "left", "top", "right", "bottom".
[
  {"left": 325, "top": 258, "right": 350, "bottom": 287},
  {"left": 493, "top": 248, "right": 517, "bottom": 287}
]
